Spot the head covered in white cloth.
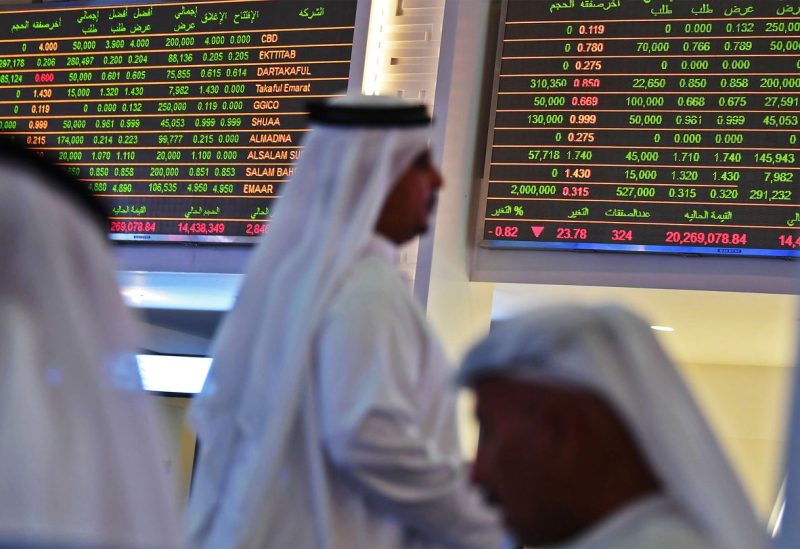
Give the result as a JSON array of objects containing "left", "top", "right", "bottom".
[
  {"left": 459, "top": 303, "right": 765, "bottom": 549},
  {"left": 0, "top": 140, "right": 181, "bottom": 547},
  {"left": 187, "top": 94, "right": 433, "bottom": 546}
]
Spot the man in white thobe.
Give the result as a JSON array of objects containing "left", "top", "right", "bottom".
[
  {"left": 459, "top": 303, "right": 766, "bottom": 548},
  {"left": 0, "top": 140, "right": 182, "bottom": 547},
  {"left": 187, "top": 95, "right": 506, "bottom": 548}
]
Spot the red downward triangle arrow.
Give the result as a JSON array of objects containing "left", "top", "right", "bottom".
[{"left": 531, "top": 226, "right": 544, "bottom": 237}]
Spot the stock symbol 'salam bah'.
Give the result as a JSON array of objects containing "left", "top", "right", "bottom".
[
  {"left": 481, "top": 0, "right": 800, "bottom": 258},
  {"left": 0, "top": 0, "right": 357, "bottom": 242}
]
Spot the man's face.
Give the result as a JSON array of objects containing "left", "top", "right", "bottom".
[
  {"left": 375, "top": 149, "right": 443, "bottom": 244},
  {"left": 471, "top": 377, "right": 589, "bottom": 546}
]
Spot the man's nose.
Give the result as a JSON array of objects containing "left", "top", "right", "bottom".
[{"left": 431, "top": 167, "right": 444, "bottom": 190}]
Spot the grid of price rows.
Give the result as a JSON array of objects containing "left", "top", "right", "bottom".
[
  {"left": 0, "top": 0, "right": 356, "bottom": 241},
  {"left": 482, "top": 0, "right": 800, "bottom": 257}
]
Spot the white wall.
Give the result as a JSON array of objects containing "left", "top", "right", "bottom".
[
  {"left": 149, "top": 396, "right": 196, "bottom": 505},
  {"left": 680, "top": 362, "right": 792, "bottom": 519}
]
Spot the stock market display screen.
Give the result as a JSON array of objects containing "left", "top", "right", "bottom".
[
  {"left": 481, "top": 0, "right": 800, "bottom": 258},
  {"left": 0, "top": 0, "right": 357, "bottom": 242}
]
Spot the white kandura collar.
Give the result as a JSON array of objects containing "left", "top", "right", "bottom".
[
  {"left": 366, "top": 233, "right": 400, "bottom": 265},
  {"left": 563, "top": 494, "right": 669, "bottom": 548}
]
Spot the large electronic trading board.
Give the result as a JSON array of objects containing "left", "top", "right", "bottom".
[
  {"left": 0, "top": 0, "right": 357, "bottom": 242},
  {"left": 481, "top": 0, "right": 800, "bottom": 258}
]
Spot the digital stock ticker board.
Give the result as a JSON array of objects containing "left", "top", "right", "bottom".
[
  {"left": 481, "top": 0, "right": 800, "bottom": 258},
  {"left": 0, "top": 0, "right": 356, "bottom": 242}
]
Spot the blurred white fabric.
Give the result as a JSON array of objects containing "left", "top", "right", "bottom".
[
  {"left": 461, "top": 303, "right": 766, "bottom": 549},
  {"left": 570, "top": 495, "right": 708, "bottom": 549},
  {"left": 0, "top": 158, "right": 182, "bottom": 547}
]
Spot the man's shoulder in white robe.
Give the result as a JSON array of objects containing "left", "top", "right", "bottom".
[
  {"left": 307, "top": 235, "right": 505, "bottom": 548},
  {"left": 565, "top": 495, "right": 711, "bottom": 549}
]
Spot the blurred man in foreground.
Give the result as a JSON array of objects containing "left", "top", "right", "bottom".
[
  {"left": 187, "top": 95, "right": 505, "bottom": 548},
  {"left": 459, "top": 303, "right": 765, "bottom": 548},
  {"left": 0, "top": 139, "right": 182, "bottom": 547}
]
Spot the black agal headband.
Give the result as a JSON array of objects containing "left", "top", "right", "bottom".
[{"left": 307, "top": 99, "right": 431, "bottom": 127}]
